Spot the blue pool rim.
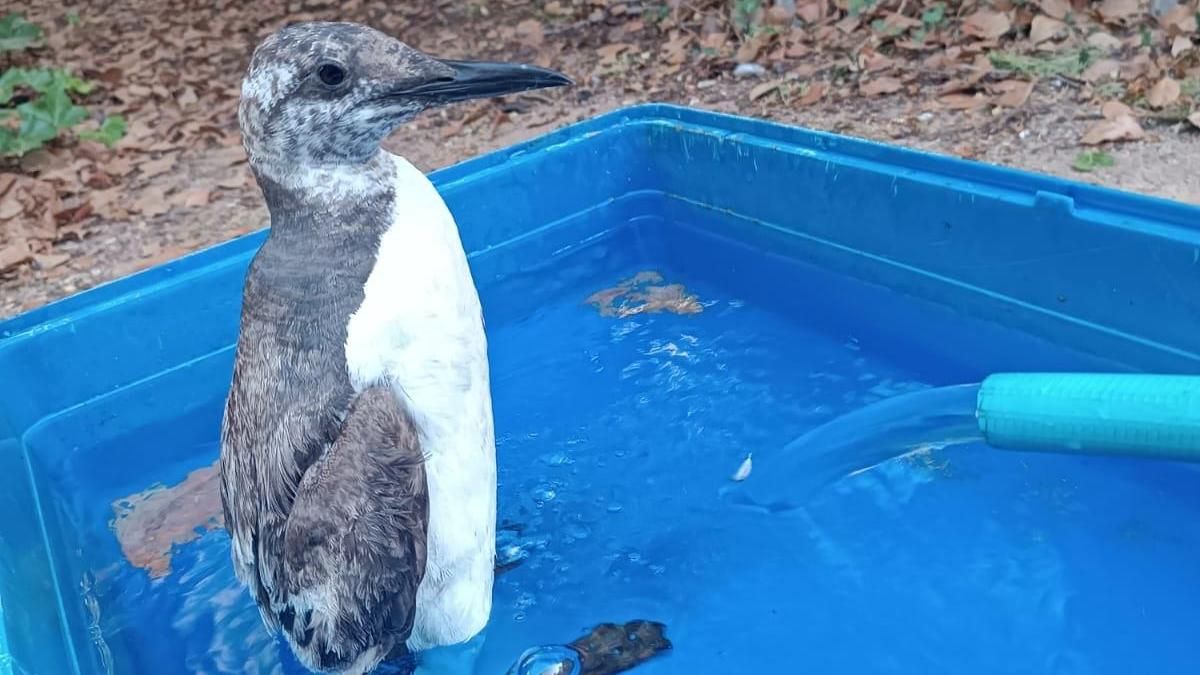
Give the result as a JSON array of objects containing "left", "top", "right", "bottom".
[{"left": 2, "top": 102, "right": 1197, "bottom": 343}]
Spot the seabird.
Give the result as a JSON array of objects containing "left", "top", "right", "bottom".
[{"left": 219, "top": 21, "right": 570, "bottom": 674}]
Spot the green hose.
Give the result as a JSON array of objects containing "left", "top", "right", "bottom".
[{"left": 977, "top": 373, "right": 1200, "bottom": 462}]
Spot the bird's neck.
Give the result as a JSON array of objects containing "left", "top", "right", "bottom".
[
  {"left": 249, "top": 149, "right": 395, "bottom": 210},
  {"left": 247, "top": 149, "right": 398, "bottom": 306}
]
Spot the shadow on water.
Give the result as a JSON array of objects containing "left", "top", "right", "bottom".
[{"left": 722, "top": 383, "right": 985, "bottom": 515}]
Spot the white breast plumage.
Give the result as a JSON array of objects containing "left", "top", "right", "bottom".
[{"left": 343, "top": 153, "right": 496, "bottom": 653}]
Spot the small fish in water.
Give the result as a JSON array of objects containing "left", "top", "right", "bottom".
[{"left": 731, "top": 453, "right": 753, "bottom": 481}]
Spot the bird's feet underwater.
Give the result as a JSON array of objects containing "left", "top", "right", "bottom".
[{"left": 507, "top": 620, "right": 671, "bottom": 675}]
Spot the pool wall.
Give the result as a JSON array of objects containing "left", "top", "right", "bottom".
[{"left": 1, "top": 103, "right": 1198, "bottom": 674}]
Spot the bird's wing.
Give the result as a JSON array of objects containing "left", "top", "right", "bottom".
[{"left": 277, "top": 384, "right": 429, "bottom": 671}]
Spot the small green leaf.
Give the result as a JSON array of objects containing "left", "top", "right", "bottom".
[
  {"left": 0, "top": 68, "right": 35, "bottom": 103},
  {"left": 922, "top": 2, "right": 946, "bottom": 27},
  {"left": 0, "top": 68, "right": 52, "bottom": 102},
  {"left": 1, "top": 105, "right": 57, "bottom": 157},
  {"left": 1095, "top": 82, "right": 1125, "bottom": 99},
  {"left": 61, "top": 72, "right": 93, "bottom": 95},
  {"left": 1073, "top": 150, "right": 1115, "bottom": 173},
  {"left": 66, "top": 12, "right": 81, "bottom": 27},
  {"left": 871, "top": 18, "right": 904, "bottom": 37},
  {"left": 29, "top": 85, "right": 89, "bottom": 127},
  {"left": 989, "top": 48, "right": 1095, "bottom": 78},
  {"left": 0, "top": 68, "right": 91, "bottom": 100},
  {"left": 0, "top": 127, "right": 22, "bottom": 155},
  {"left": 0, "top": 13, "right": 44, "bottom": 52},
  {"left": 78, "top": 114, "right": 127, "bottom": 147},
  {"left": 848, "top": 0, "right": 877, "bottom": 17}
]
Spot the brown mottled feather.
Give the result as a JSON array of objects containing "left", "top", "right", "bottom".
[{"left": 280, "top": 386, "right": 428, "bottom": 672}]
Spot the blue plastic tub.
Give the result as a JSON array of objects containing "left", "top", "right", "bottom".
[{"left": 2, "top": 104, "right": 1198, "bottom": 675}]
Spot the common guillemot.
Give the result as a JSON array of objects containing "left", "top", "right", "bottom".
[{"left": 219, "top": 21, "right": 569, "bottom": 674}]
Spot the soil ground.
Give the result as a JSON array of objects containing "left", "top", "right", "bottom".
[{"left": 2, "top": 0, "right": 1198, "bottom": 319}]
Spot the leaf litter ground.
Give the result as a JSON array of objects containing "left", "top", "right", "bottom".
[{"left": 2, "top": 0, "right": 1199, "bottom": 318}]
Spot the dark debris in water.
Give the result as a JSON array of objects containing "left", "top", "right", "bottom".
[
  {"left": 571, "top": 620, "right": 672, "bottom": 675},
  {"left": 586, "top": 271, "right": 703, "bottom": 319},
  {"left": 109, "top": 461, "right": 223, "bottom": 579}
]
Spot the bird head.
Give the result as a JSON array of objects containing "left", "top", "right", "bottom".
[{"left": 238, "top": 22, "right": 571, "bottom": 177}]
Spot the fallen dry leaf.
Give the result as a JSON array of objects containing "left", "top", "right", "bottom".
[
  {"left": 1086, "top": 32, "right": 1124, "bottom": 51},
  {"left": 137, "top": 153, "right": 179, "bottom": 179},
  {"left": 861, "top": 51, "right": 896, "bottom": 72},
  {"left": 96, "top": 66, "right": 123, "bottom": 85},
  {"left": 0, "top": 196, "right": 22, "bottom": 221},
  {"left": 88, "top": 188, "right": 126, "bottom": 220},
  {"left": 208, "top": 145, "right": 247, "bottom": 167},
  {"left": 963, "top": 10, "right": 1012, "bottom": 40},
  {"left": 586, "top": 271, "right": 704, "bottom": 318},
  {"left": 1119, "top": 53, "right": 1154, "bottom": 81},
  {"left": 1189, "top": 112, "right": 1200, "bottom": 130},
  {"left": 836, "top": 15, "right": 862, "bottom": 34},
  {"left": 111, "top": 463, "right": 223, "bottom": 579},
  {"left": 55, "top": 201, "right": 93, "bottom": 227},
  {"left": 1082, "top": 59, "right": 1121, "bottom": 82},
  {"left": 797, "top": 0, "right": 824, "bottom": 23},
  {"left": 879, "top": 12, "right": 921, "bottom": 31},
  {"left": 177, "top": 86, "right": 199, "bottom": 107},
  {"left": 1030, "top": 15, "right": 1067, "bottom": 43},
  {"left": 938, "top": 77, "right": 977, "bottom": 96},
  {"left": 37, "top": 163, "right": 81, "bottom": 185},
  {"left": 1081, "top": 114, "right": 1144, "bottom": 145},
  {"left": 34, "top": 253, "right": 71, "bottom": 271},
  {"left": 784, "top": 41, "right": 810, "bottom": 58},
  {"left": 515, "top": 19, "right": 544, "bottom": 47},
  {"left": 798, "top": 82, "right": 826, "bottom": 106},
  {"left": 749, "top": 80, "right": 782, "bottom": 101},
  {"left": 1147, "top": 77, "right": 1181, "bottom": 109},
  {"left": 766, "top": 6, "right": 793, "bottom": 25},
  {"left": 544, "top": 1, "right": 572, "bottom": 17},
  {"left": 597, "top": 42, "right": 632, "bottom": 65},
  {"left": 216, "top": 170, "right": 249, "bottom": 189},
  {"left": 174, "top": 188, "right": 212, "bottom": 208},
  {"left": 663, "top": 34, "right": 693, "bottom": 65},
  {"left": 951, "top": 143, "right": 981, "bottom": 159},
  {"left": 1102, "top": 100, "right": 1134, "bottom": 119},
  {"left": 1039, "top": 0, "right": 1070, "bottom": 20},
  {"left": 1098, "top": 0, "right": 1138, "bottom": 24},
  {"left": 105, "top": 155, "right": 136, "bottom": 177},
  {"left": 1159, "top": 5, "right": 1198, "bottom": 34},
  {"left": 993, "top": 80, "right": 1034, "bottom": 108},
  {"left": 0, "top": 241, "right": 31, "bottom": 272},
  {"left": 1171, "top": 36, "right": 1193, "bottom": 57},
  {"left": 940, "top": 93, "right": 990, "bottom": 111},
  {"left": 133, "top": 187, "right": 171, "bottom": 218},
  {"left": 736, "top": 35, "right": 766, "bottom": 63},
  {"left": 860, "top": 76, "right": 904, "bottom": 96}
]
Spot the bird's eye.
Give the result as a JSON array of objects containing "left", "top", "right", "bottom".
[{"left": 316, "top": 63, "right": 346, "bottom": 87}]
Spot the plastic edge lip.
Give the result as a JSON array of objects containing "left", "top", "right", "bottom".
[{"left": 4, "top": 102, "right": 1199, "bottom": 343}]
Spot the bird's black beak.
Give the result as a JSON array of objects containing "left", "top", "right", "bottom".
[{"left": 401, "top": 59, "right": 573, "bottom": 103}]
